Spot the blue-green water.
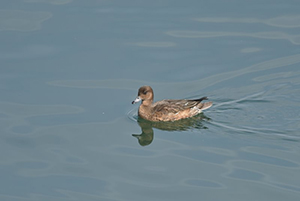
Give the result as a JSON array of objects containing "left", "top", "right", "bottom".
[{"left": 1, "top": 0, "right": 300, "bottom": 200}]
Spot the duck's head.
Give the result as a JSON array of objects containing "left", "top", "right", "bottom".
[{"left": 132, "top": 86, "right": 154, "bottom": 105}]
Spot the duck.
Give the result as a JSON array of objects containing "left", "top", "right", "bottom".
[{"left": 132, "top": 86, "right": 212, "bottom": 122}]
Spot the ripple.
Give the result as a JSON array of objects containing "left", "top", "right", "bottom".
[
  {"left": 265, "top": 15, "right": 300, "bottom": 28},
  {"left": 10, "top": 125, "right": 34, "bottom": 134},
  {"left": 24, "top": 0, "right": 73, "bottom": 4},
  {"left": 15, "top": 161, "right": 49, "bottom": 170},
  {"left": 253, "top": 71, "right": 300, "bottom": 82},
  {"left": 47, "top": 79, "right": 150, "bottom": 89},
  {"left": 0, "top": 102, "right": 84, "bottom": 117},
  {"left": 0, "top": 10, "right": 52, "bottom": 32},
  {"left": 226, "top": 168, "right": 264, "bottom": 181},
  {"left": 144, "top": 166, "right": 167, "bottom": 172},
  {"left": 4, "top": 136, "right": 36, "bottom": 149},
  {"left": 184, "top": 179, "right": 223, "bottom": 188},
  {"left": 0, "top": 45, "right": 58, "bottom": 60},
  {"left": 272, "top": 183, "right": 300, "bottom": 192},
  {"left": 48, "top": 54, "right": 300, "bottom": 97},
  {"left": 241, "top": 47, "right": 262, "bottom": 53},
  {"left": 114, "top": 146, "right": 156, "bottom": 157},
  {"left": 165, "top": 31, "right": 300, "bottom": 45},
  {"left": 241, "top": 147, "right": 300, "bottom": 167},
  {"left": 201, "top": 147, "right": 236, "bottom": 157},
  {"left": 174, "top": 149, "right": 230, "bottom": 164},
  {"left": 0, "top": 173, "right": 107, "bottom": 197},
  {"left": 241, "top": 152, "right": 299, "bottom": 168},
  {"left": 194, "top": 15, "right": 300, "bottom": 28},
  {"left": 129, "top": 42, "right": 176, "bottom": 47},
  {"left": 127, "top": 108, "right": 138, "bottom": 122}
]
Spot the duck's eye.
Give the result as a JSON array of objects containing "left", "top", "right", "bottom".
[{"left": 143, "top": 90, "right": 147, "bottom": 95}]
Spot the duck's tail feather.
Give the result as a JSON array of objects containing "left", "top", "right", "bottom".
[
  {"left": 200, "top": 101, "right": 213, "bottom": 110},
  {"left": 192, "top": 96, "right": 208, "bottom": 102}
]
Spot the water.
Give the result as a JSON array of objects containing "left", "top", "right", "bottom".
[{"left": 1, "top": 0, "right": 300, "bottom": 200}]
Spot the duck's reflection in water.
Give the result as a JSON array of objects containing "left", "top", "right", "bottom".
[{"left": 132, "top": 114, "right": 211, "bottom": 146}]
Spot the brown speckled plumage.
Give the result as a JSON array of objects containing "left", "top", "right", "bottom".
[{"left": 132, "top": 86, "right": 212, "bottom": 122}]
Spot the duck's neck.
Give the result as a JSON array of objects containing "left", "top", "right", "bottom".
[
  {"left": 138, "top": 100, "right": 153, "bottom": 119},
  {"left": 142, "top": 100, "right": 153, "bottom": 106}
]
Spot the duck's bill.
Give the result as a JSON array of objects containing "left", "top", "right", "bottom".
[{"left": 132, "top": 96, "right": 142, "bottom": 104}]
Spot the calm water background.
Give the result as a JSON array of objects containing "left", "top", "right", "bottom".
[{"left": 1, "top": 0, "right": 300, "bottom": 200}]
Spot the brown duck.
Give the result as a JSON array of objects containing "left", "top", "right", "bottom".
[{"left": 132, "top": 86, "right": 212, "bottom": 122}]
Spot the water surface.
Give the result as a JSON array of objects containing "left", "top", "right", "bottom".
[{"left": 1, "top": 0, "right": 300, "bottom": 200}]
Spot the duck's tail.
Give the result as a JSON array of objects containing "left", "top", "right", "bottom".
[
  {"left": 192, "top": 96, "right": 208, "bottom": 102},
  {"left": 200, "top": 101, "right": 213, "bottom": 110},
  {"left": 191, "top": 97, "right": 212, "bottom": 111}
]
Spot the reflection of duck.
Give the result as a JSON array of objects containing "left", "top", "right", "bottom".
[
  {"left": 132, "top": 118, "right": 154, "bottom": 146},
  {"left": 132, "top": 86, "right": 212, "bottom": 122},
  {"left": 132, "top": 114, "right": 211, "bottom": 146}
]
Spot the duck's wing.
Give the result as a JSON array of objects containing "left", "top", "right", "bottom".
[{"left": 153, "top": 99, "right": 206, "bottom": 114}]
